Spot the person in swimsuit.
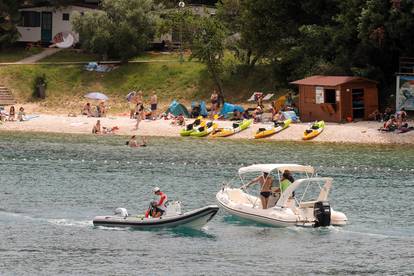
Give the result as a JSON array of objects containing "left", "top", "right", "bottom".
[
  {"left": 274, "top": 170, "right": 295, "bottom": 195},
  {"left": 126, "top": 135, "right": 138, "bottom": 147},
  {"left": 210, "top": 90, "right": 219, "bottom": 117},
  {"left": 8, "top": 106, "right": 15, "bottom": 121},
  {"left": 150, "top": 92, "right": 158, "bottom": 120},
  {"left": 92, "top": 120, "right": 101, "bottom": 134},
  {"left": 243, "top": 172, "right": 274, "bottom": 209}
]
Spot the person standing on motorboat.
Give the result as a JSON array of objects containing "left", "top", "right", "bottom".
[
  {"left": 275, "top": 170, "right": 295, "bottom": 195},
  {"left": 243, "top": 172, "right": 274, "bottom": 209},
  {"left": 146, "top": 187, "right": 168, "bottom": 218}
]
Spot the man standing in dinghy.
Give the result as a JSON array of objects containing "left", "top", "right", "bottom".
[{"left": 146, "top": 187, "right": 168, "bottom": 218}]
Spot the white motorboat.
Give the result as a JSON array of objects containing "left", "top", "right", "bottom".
[
  {"left": 216, "top": 164, "right": 347, "bottom": 227},
  {"left": 93, "top": 201, "right": 219, "bottom": 230}
]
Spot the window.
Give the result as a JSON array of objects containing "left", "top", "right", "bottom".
[
  {"left": 20, "top": 11, "right": 41, "bottom": 27},
  {"left": 62, "top": 13, "right": 70, "bottom": 21},
  {"left": 324, "top": 89, "right": 336, "bottom": 104}
]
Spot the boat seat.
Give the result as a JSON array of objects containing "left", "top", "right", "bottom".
[
  {"left": 267, "top": 189, "right": 280, "bottom": 208},
  {"left": 299, "top": 201, "right": 317, "bottom": 208},
  {"left": 227, "top": 189, "right": 255, "bottom": 205}
]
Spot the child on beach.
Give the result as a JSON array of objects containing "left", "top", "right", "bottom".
[
  {"left": 17, "top": 107, "right": 26, "bottom": 121},
  {"left": 8, "top": 106, "right": 15, "bottom": 121}
]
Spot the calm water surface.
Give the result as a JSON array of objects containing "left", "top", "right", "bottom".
[{"left": 0, "top": 132, "right": 413, "bottom": 275}]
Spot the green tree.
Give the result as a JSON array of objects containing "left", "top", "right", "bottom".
[
  {"left": 0, "top": 0, "right": 24, "bottom": 49},
  {"left": 190, "top": 16, "right": 226, "bottom": 102},
  {"left": 72, "top": 0, "right": 157, "bottom": 61}
]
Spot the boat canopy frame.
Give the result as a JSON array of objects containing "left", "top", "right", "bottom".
[
  {"left": 238, "top": 164, "right": 315, "bottom": 176},
  {"left": 276, "top": 177, "right": 333, "bottom": 208},
  {"left": 236, "top": 164, "right": 315, "bottom": 208}
]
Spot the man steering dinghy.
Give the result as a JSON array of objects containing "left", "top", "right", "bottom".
[
  {"left": 93, "top": 184, "right": 219, "bottom": 229},
  {"left": 145, "top": 187, "right": 168, "bottom": 218}
]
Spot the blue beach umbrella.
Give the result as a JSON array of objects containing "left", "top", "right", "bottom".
[{"left": 84, "top": 92, "right": 109, "bottom": 101}]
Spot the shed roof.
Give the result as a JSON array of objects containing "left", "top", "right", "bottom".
[{"left": 291, "top": 75, "right": 377, "bottom": 86}]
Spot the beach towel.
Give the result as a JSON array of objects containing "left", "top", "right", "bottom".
[
  {"left": 85, "top": 62, "right": 98, "bottom": 71},
  {"left": 70, "top": 122, "right": 88, "bottom": 127},
  {"left": 22, "top": 115, "right": 39, "bottom": 121}
]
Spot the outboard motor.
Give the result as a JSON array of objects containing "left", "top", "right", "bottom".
[
  {"left": 313, "top": 201, "right": 331, "bottom": 227},
  {"left": 114, "top": 207, "right": 129, "bottom": 217}
]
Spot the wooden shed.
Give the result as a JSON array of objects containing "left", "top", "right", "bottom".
[{"left": 291, "top": 75, "right": 378, "bottom": 123}]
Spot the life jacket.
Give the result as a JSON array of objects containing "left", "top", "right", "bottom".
[{"left": 156, "top": 192, "right": 168, "bottom": 211}]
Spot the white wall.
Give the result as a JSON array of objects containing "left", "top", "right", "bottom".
[{"left": 17, "top": 6, "right": 94, "bottom": 43}]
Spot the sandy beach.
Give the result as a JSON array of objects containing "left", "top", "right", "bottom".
[{"left": 1, "top": 114, "right": 413, "bottom": 144}]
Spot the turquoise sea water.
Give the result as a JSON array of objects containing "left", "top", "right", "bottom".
[{"left": 0, "top": 132, "right": 413, "bottom": 275}]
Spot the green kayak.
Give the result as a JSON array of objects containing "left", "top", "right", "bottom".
[
  {"left": 180, "top": 118, "right": 203, "bottom": 136},
  {"left": 190, "top": 121, "right": 217, "bottom": 137}
]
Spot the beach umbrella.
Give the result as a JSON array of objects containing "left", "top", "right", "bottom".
[
  {"left": 126, "top": 91, "right": 136, "bottom": 102},
  {"left": 84, "top": 92, "right": 109, "bottom": 101}
]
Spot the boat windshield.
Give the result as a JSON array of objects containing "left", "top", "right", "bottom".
[{"left": 276, "top": 177, "right": 332, "bottom": 207}]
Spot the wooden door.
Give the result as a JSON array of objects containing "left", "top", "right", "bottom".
[{"left": 41, "top": 12, "right": 52, "bottom": 42}]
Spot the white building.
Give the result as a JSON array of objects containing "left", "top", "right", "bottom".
[
  {"left": 17, "top": 3, "right": 216, "bottom": 46},
  {"left": 17, "top": 5, "right": 96, "bottom": 43}
]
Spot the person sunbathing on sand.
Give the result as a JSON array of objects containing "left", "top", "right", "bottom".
[
  {"left": 82, "top": 103, "right": 93, "bottom": 117},
  {"left": 379, "top": 116, "right": 397, "bottom": 132},
  {"left": 171, "top": 114, "right": 185, "bottom": 126}
]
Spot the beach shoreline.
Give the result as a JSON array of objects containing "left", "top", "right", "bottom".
[{"left": 1, "top": 114, "right": 413, "bottom": 145}]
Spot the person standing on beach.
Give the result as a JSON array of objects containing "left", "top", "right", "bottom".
[
  {"left": 136, "top": 90, "right": 143, "bottom": 105},
  {"left": 129, "top": 91, "right": 137, "bottom": 119},
  {"left": 134, "top": 103, "right": 144, "bottom": 130},
  {"left": 210, "top": 90, "right": 219, "bottom": 118},
  {"left": 150, "top": 92, "right": 158, "bottom": 120}
]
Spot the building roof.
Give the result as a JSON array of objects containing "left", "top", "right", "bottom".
[
  {"left": 19, "top": 2, "right": 99, "bottom": 10},
  {"left": 290, "top": 75, "right": 378, "bottom": 86}
]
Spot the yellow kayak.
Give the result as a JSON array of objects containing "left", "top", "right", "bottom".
[
  {"left": 303, "top": 121, "right": 325, "bottom": 140},
  {"left": 254, "top": 119, "right": 291, "bottom": 139},
  {"left": 212, "top": 119, "right": 252, "bottom": 138}
]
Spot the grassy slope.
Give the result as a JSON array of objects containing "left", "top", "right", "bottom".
[
  {"left": 0, "top": 47, "right": 43, "bottom": 63},
  {"left": 41, "top": 49, "right": 100, "bottom": 62},
  {"left": 0, "top": 50, "right": 282, "bottom": 113}
]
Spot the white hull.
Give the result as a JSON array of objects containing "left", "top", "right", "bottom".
[
  {"left": 216, "top": 188, "right": 347, "bottom": 228},
  {"left": 93, "top": 205, "right": 219, "bottom": 230}
]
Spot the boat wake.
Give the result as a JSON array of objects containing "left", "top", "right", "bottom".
[
  {"left": 47, "top": 218, "right": 93, "bottom": 228},
  {"left": 0, "top": 208, "right": 38, "bottom": 221}
]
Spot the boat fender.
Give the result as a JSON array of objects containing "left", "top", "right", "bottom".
[{"left": 313, "top": 201, "right": 331, "bottom": 227}]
